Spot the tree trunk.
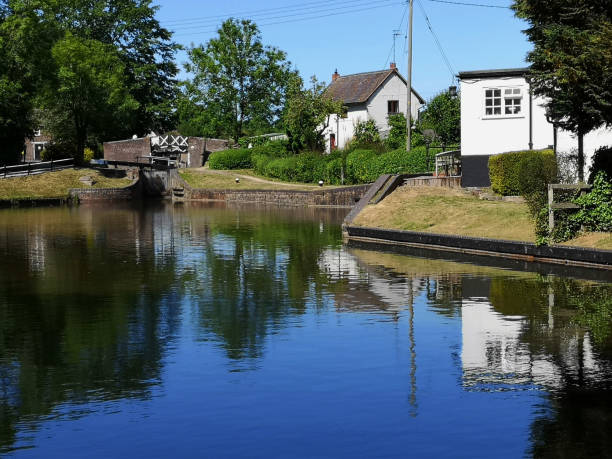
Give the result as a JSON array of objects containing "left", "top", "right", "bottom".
[{"left": 577, "top": 132, "right": 585, "bottom": 183}]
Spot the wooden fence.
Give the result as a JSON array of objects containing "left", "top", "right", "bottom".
[
  {"left": 547, "top": 183, "right": 591, "bottom": 231},
  {"left": 1, "top": 159, "right": 74, "bottom": 179}
]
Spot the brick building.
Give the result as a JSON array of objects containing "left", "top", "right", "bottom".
[{"left": 24, "top": 131, "right": 52, "bottom": 162}]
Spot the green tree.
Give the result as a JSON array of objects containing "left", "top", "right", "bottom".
[
  {"left": 386, "top": 113, "right": 407, "bottom": 150},
  {"left": 283, "top": 76, "right": 344, "bottom": 152},
  {"left": 183, "top": 19, "right": 294, "bottom": 142},
  {"left": 418, "top": 90, "right": 460, "bottom": 146},
  {"left": 513, "top": 0, "right": 612, "bottom": 181},
  {"left": 0, "top": 1, "right": 56, "bottom": 164},
  {"left": 42, "top": 34, "right": 138, "bottom": 162}
]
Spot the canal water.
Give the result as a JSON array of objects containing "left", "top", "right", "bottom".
[{"left": 0, "top": 203, "right": 610, "bottom": 458}]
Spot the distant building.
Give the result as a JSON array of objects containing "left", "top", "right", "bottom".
[
  {"left": 24, "top": 129, "right": 52, "bottom": 162},
  {"left": 323, "top": 64, "right": 425, "bottom": 152},
  {"left": 459, "top": 67, "right": 612, "bottom": 187}
]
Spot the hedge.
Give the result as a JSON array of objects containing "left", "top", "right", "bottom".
[
  {"left": 208, "top": 148, "right": 252, "bottom": 170},
  {"left": 488, "top": 149, "right": 556, "bottom": 196}
]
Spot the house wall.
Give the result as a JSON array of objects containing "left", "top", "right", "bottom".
[
  {"left": 323, "top": 74, "right": 424, "bottom": 153},
  {"left": 460, "top": 75, "right": 612, "bottom": 186},
  {"left": 24, "top": 134, "right": 52, "bottom": 162},
  {"left": 103, "top": 137, "right": 151, "bottom": 162},
  {"left": 366, "top": 73, "right": 423, "bottom": 135},
  {"left": 325, "top": 106, "right": 368, "bottom": 152}
]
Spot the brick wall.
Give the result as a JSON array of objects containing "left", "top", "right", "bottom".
[
  {"left": 103, "top": 138, "right": 151, "bottom": 162},
  {"left": 24, "top": 134, "right": 52, "bottom": 162}
]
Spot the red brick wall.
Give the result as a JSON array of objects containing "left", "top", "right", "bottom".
[
  {"left": 24, "top": 134, "right": 52, "bottom": 162},
  {"left": 103, "top": 138, "right": 151, "bottom": 162}
]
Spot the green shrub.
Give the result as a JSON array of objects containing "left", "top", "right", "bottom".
[
  {"left": 250, "top": 140, "right": 290, "bottom": 158},
  {"left": 346, "top": 149, "right": 378, "bottom": 183},
  {"left": 571, "top": 172, "right": 612, "bottom": 232},
  {"left": 84, "top": 147, "right": 95, "bottom": 162},
  {"left": 208, "top": 148, "right": 252, "bottom": 170},
  {"left": 489, "top": 149, "right": 556, "bottom": 196},
  {"left": 588, "top": 146, "right": 612, "bottom": 184},
  {"left": 385, "top": 113, "right": 407, "bottom": 150},
  {"left": 40, "top": 142, "right": 74, "bottom": 161}
]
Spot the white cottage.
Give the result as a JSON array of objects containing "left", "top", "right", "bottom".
[
  {"left": 323, "top": 64, "right": 425, "bottom": 153},
  {"left": 459, "top": 67, "right": 612, "bottom": 187}
]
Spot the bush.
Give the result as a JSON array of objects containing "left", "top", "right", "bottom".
[
  {"left": 84, "top": 147, "right": 95, "bottom": 162},
  {"left": 354, "top": 120, "right": 381, "bottom": 145},
  {"left": 208, "top": 148, "right": 252, "bottom": 170},
  {"left": 250, "top": 140, "right": 290, "bottom": 158},
  {"left": 40, "top": 142, "right": 74, "bottom": 161},
  {"left": 571, "top": 172, "right": 612, "bottom": 232},
  {"left": 488, "top": 149, "right": 557, "bottom": 196},
  {"left": 588, "top": 146, "right": 612, "bottom": 184},
  {"left": 385, "top": 113, "right": 407, "bottom": 150},
  {"left": 346, "top": 149, "right": 378, "bottom": 183}
]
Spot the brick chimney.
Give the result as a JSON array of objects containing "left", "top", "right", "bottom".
[
  {"left": 332, "top": 69, "right": 340, "bottom": 82},
  {"left": 390, "top": 62, "right": 397, "bottom": 70}
]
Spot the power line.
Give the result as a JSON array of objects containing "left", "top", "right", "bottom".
[
  {"left": 164, "top": 0, "right": 391, "bottom": 26},
  {"left": 172, "top": 0, "right": 395, "bottom": 31},
  {"left": 173, "top": 2, "right": 405, "bottom": 38},
  {"left": 427, "top": 0, "right": 511, "bottom": 9},
  {"left": 416, "top": 0, "right": 456, "bottom": 82}
]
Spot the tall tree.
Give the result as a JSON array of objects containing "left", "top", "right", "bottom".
[
  {"left": 418, "top": 90, "right": 460, "bottom": 146},
  {"left": 183, "top": 19, "right": 294, "bottom": 141},
  {"left": 283, "top": 76, "right": 344, "bottom": 153},
  {"left": 0, "top": 1, "right": 56, "bottom": 164},
  {"left": 42, "top": 34, "right": 138, "bottom": 162},
  {"left": 513, "top": 0, "right": 612, "bottom": 181}
]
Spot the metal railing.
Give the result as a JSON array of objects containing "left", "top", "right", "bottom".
[
  {"left": 434, "top": 150, "right": 461, "bottom": 177},
  {"left": 1, "top": 158, "right": 74, "bottom": 179}
]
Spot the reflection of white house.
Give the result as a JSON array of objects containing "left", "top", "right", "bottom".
[
  {"left": 458, "top": 68, "right": 612, "bottom": 187},
  {"left": 461, "top": 297, "right": 599, "bottom": 391},
  {"left": 323, "top": 64, "right": 425, "bottom": 153}
]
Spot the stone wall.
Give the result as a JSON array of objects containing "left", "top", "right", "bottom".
[
  {"left": 69, "top": 178, "right": 141, "bottom": 202},
  {"left": 103, "top": 138, "right": 151, "bottom": 162},
  {"left": 185, "top": 185, "right": 370, "bottom": 207}
]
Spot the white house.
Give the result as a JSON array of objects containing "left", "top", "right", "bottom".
[
  {"left": 323, "top": 64, "right": 425, "bottom": 153},
  {"left": 459, "top": 67, "right": 612, "bottom": 187}
]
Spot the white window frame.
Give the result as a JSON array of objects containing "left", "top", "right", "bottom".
[
  {"left": 34, "top": 129, "right": 42, "bottom": 137},
  {"left": 483, "top": 86, "right": 524, "bottom": 119}
]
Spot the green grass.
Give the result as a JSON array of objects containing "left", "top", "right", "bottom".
[
  {"left": 179, "top": 168, "right": 343, "bottom": 191},
  {"left": 353, "top": 185, "right": 612, "bottom": 250},
  {"left": 0, "top": 169, "right": 133, "bottom": 200}
]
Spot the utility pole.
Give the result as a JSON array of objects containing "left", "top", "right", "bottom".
[{"left": 406, "top": 0, "right": 413, "bottom": 152}]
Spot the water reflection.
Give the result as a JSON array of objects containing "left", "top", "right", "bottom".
[{"left": 0, "top": 203, "right": 610, "bottom": 457}]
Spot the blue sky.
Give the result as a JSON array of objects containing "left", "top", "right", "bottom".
[{"left": 155, "top": 0, "right": 532, "bottom": 101}]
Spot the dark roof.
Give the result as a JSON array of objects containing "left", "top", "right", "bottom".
[
  {"left": 326, "top": 69, "right": 425, "bottom": 105},
  {"left": 457, "top": 67, "right": 529, "bottom": 80}
]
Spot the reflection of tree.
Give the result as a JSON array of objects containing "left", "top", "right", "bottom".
[
  {"left": 0, "top": 206, "right": 181, "bottom": 453},
  {"left": 181, "top": 208, "right": 344, "bottom": 360}
]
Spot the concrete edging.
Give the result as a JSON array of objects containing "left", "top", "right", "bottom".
[{"left": 345, "top": 225, "right": 612, "bottom": 270}]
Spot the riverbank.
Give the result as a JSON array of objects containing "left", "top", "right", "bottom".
[
  {"left": 175, "top": 168, "right": 369, "bottom": 207},
  {"left": 350, "top": 185, "right": 612, "bottom": 250},
  {"left": 0, "top": 168, "right": 133, "bottom": 203},
  {"left": 179, "top": 167, "right": 343, "bottom": 190}
]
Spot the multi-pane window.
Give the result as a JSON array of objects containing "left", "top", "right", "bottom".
[
  {"left": 485, "top": 89, "right": 501, "bottom": 115},
  {"left": 388, "top": 100, "right": 399, "bottom": 114},
  {"left": 485, "top": 88, "right": 522, "bottom": 116},
  {"left": 504, "top": 88, "right": 522, "bottom": 114}
]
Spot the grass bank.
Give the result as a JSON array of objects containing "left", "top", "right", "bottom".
[
  {"left": 180, "top": 168, "right": 344, "bottom": 191},
  {"left": 352, "top": 186, "right": 612, "bottom": 250},
  {"left": 0, "top": 169, "right": 133, "bottom": 200}
]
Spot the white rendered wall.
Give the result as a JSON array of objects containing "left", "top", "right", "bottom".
[
  {"left": 460, "top": 75, "right": 612, "bottom": 169},
  {"left": 366, "top": 73, "right": 423, "bottom": 135},
  {"left": 324, "top": 106, "right": 367, "bottom": 153}
]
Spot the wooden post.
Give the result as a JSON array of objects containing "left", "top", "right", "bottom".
[{"left": 548, "top": 184, "right": 554, "bottom": 231}]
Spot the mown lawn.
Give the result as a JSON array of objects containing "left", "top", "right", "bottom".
[
  {"left": 0, "top": 169, "right": 133, "bottom": 199},
  {"left": 352, "top": 185, "right": 612, "bottom": 250},
  {"left": 180, "top": 168, "right": 341, "bottom": 191}
]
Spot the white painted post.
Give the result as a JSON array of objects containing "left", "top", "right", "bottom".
[{"left": 548, "top": 184, "right": 554, "bottom": 231}]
